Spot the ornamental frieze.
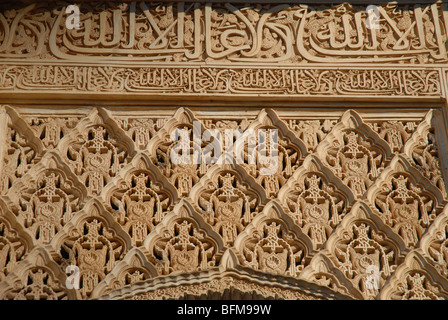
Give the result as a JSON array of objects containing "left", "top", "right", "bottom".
[
  {"left": 0, "top": 2, "right": 447, "bottom": 64},
  {"left": 1, "top": 0, "right": 448, "bottom": 302},
  {"left": 0, "top": 64, "right": 443, "bottom": 98}
]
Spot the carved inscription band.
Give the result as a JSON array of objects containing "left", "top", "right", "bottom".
[
  {"left": 1, "top": 2, "right": 447, "bottom": 64},
  {"left": 0, "top": 65, "right": 442, "bottom": 97},
  {"left": 0, "top": 2, "right": 447, "bottom": 100}
]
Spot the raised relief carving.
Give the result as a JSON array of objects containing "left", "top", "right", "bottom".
[
  {"left": 90, "top": 248, "right": 158, "bottom": 299},
  {"left": 0, "top": 64, "right": 442, "bottom": 98},
  {"left": 0, "top": 2, "right": 445, "bottom": 99},
  {"left": 148, "top": 108, "right": 207, "bottom": 198},
  {"left": 367, "top": 119, "right": 419, "bottom": 153},
  {"left": 234, "top": 201, "right": 313, "bottom": 277},
  {"left": 278, "top": 156, "right": 353, "bottom": 249},
  {"left": 145, "top": 200, "right": 224, "bottom": 275},
  {"left": 324, "top": 202, "right": 406, "bottom": 299},
  {"left": 192, "top": 165, "right": 267, "bottom": 246},
  {"left": 26, "top": 116, "right": 83, "bottom": 150},
  {"left": 7, "top": 152, "right": 86, "bottom": 244},
  {"left": 0, "top": 248, "right": 72, "bottom": 300},
  {"left": 300, "top": 253, "right": 361, "bottom": 299},
  {"left": 0, "top": 2, "right": 446, "bottom": 64},
  {"left": 316, "top": 110, "right": 392, "bottom": 199},
  {"left": 420, "top": 206, "right": 448, "bottom": 278},
  {"left": 286, "top": 118, "right": 338, "bottom": 152},
  {"left": 405, "top": 110, "right": 447, "bottom": 198},
  {"left": 0, "top": 107, "right": 43, "bottom": 195},
  {"left": 0, "top": 200, "right": 32, "bottom": 282},
  {"left": 117, "top": 116, "right": 168, "bottom": 151},
  {"left": 102, "top": 153, "right": 177, "bottom": 246},
  {"left": 367, "top": 156, "right": 445, "bottom": 248},
  {"left": 0, "top": 105, "right": 448, "bottom": 300},
  {"left": 58, "top": 108, "right": 135, "bottom": 196},
  {"left": 380, "top": 251, "right": 448, "bottom": 300},
  {"left": 52, "top": 200, "right": 131, "bottom": 299},
  {"left": 239, "top": 109, "right": 307, "bottom": 199}
]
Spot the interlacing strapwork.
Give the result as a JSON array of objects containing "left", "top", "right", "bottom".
[{"left": 0, "top": 106, "right": 448, "bottom": 300}]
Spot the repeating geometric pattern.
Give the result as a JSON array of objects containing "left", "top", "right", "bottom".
[{"left": 1, "top": 105, "right": 448, "bottom": 300}]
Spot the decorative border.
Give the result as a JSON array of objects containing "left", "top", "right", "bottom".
[{"left": 0, "top": 64, "right": 444, "bottom": 103}]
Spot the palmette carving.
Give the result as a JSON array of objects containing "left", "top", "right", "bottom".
[
  {"left": 239, "top": 110, "right": 306, "bottom": 199},
  {"left": 367, "top": 120, "right": 419, "bottom": 153},
  {"left": 317, "top": 111, "right": 393, "bottom": 199},
  {"left": 193, "top": 167, "right": 266, "bottom": 246},
  {"left": 26, "top": 116, "right": 82, "bottom": 150},
  {"left": 59, "top": 108, "right": 134, "bottom": 196},
  {"left": 16, "top": 173, "right": 80, "bottom": 244},
  {"left": 322, "top": 202, "right": 407, "bottom": 299},
  {"left": 368, "top": 156, "right": 445, "bottom": 248},
  {"left": 54, "top": 200, "right": 130, "bottom": 299},
  {"left": 235, "top": 203, "right": 312, "bottom": 277},
  {"left": 145, "top": 201, "right": 222, "bottom": 275},
  {"left": 278, "top": 156, "right": 353, "bottom": 249},
  {"left": 103, "top": 154, "right": 177, "bottom": 246},
  {"left": 0, "top": 105, "right": 447, "bottom": 300}
]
